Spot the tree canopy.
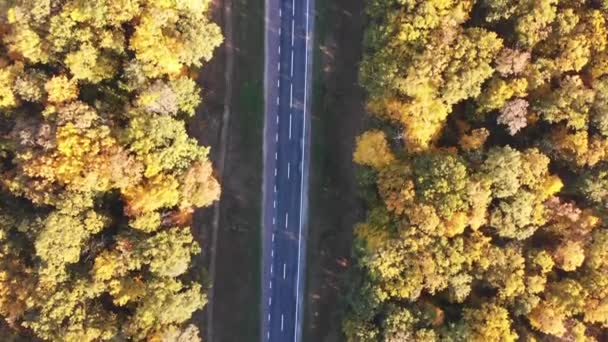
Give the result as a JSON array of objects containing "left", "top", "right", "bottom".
[
  {"left": 0, "top": 0, "right": 222, "bottom": 340},
  {"left": 348, "top": 0, "right": 608, "bottom": 341}
]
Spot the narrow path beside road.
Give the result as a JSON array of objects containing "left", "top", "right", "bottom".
[{"left": 206, "top": 0, "right": 234, "bottom": 340}]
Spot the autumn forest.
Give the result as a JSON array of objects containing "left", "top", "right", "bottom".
[
  {"left": 2, "top": 0, "right": 608, "bottom": 341},
  {"left": 347, "top": 0, "right": 608, "bottom": 341},
  {"left": 0, "top": 0, "right": 222, "bottom": 341}
]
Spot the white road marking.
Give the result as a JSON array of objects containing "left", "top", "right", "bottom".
[
  {"left": 279, "top": 8, "right": 282, "bottom": 17},
  {"left": 271, "top": 249, "right": 274, "bottom": 257},
  {"left": 276, "top": 115, "right": 279, "bottom": 124},
  {"left": 278, "top": 44, "right": 281, "bottom": 55},
  {"left": 283, "top": 263, "right": 286, "bottom": 279},
  {"left": 278, "top": 62, "right": 280, "bottom": 71},
  {"left": 290, "top": 83, "right": 293, "bottom": 106},
  {"left": 276, "top": 97, "right": 279, "bottom": 105},
  {"left": 285, "top": 212, "right": 289, "bottom": 228},
  {"left": 292, "top": 20, "right": 295, "bottom": 47},
  {"left": 274, "top": 168, "right": 277, "bottom": 177},
  {"left": 281, "top": 314, "right": 285, "bottom": 331},
  {"left": 287, "top": 162, "right": 291, "bottom": 179},
  {"left": 273, "top": 201, "right": 276, "bottom": 208},
  {"left": 291, "top": 52, "right": 294, "bottom": 76},
  {"left": 276, "top": 132, "right": 279, "bottom": 142},
  {"left": 270, "top": 264, "right": 273, "bottom": 274},
  {"left": 294, "top": 0, "right": 311, "bottom": 339},
  {"left": 269, "top": 281, "right": 272, "bottom": 289},
  {"left": 268, "top": 314, "right": 271, "bottom": 321},
  {"left": 272, "top": 233, "right": 275, "bottom": 242},
  {"left": 269, "top": 297, "right": 272, "bottom": 305},
  {"left": 292, "top": 0, "right": 295, "bottom": 15},
  {"left": 273, "top": 216, "right": 276, "bottom": 224},
  {"left": 267, "top": 332, "right": 270, "bottom": 340},
  {"left": 277, "top": 79, "right": 280, "bottom": 88},
  {"left": 274, "top": 185, "right": 277, "bottom": 193},
  {"left": 275, "top": 152, "right": 278, "bottom": 160},
  {"left": 289, "top": 114, "right": 292, "bottom": 139}
]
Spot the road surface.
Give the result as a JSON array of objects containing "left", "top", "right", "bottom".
[{"left": 261, "top": 0, "right": 314, "bottom": 340}]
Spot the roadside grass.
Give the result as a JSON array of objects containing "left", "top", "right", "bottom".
[
  {"left": 209, "top": 0, "right": 264, "bottom": 339},
  {"left": 303, "top": 0, "right": 367, "bottom": 340}
]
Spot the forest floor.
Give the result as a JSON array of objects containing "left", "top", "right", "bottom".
[
  {"left": 302, "top": 0, "right": 367, "bottom": 341},
  {"left": 189, "top": 0, "right": 265, "bottom": 340}
]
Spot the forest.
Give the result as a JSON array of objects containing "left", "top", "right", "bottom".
[
  {"left": 347, "top": 0, "right": 608, "bottom": 341},
  {"left": 0, "top": 0, "right": 222, "bottom": 341}
]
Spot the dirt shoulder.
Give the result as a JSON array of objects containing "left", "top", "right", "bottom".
[
  {"left": 189, "top": 0, "right": 265, "bottom": 340},
  {"left": 303, "top": 0, "right": 367, "bottom": 341}
]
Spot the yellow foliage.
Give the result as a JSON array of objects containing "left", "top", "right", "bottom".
[
  {"left": 353, "top": 130, "right": 395, "bottom": 169},
  {"left": 109, "top": 278, "right": 146, "bottom": 306},
  {"left": 44, "top": 75, "right": 78, "bottom": 103},
  {"left": 529, "top": 303, "right": 567, "bottom": 337},
  {"left": 92, "top": 251, "right": 121, "bottom": 281},
  {"left": 553, "top": 241, "right": 585, "bottom": 271},
  {"left": 129, "top": 11, "right": 184, "bottom": 78},
  {"left": 5, "top": 25, "right": 49, "bottom": 63},
  {"left": 443, "top": 212, "right": 468, "bottom": 237},
  {"left": 477, "top": 77, "right": 528, "bottom": 114},
  {"left": 123, "top": 174, "right": 180, "bottom": 216},
  {"left": 0, "top": 65, "right": 18, "bottom": 108},
  {"left": 368, "top": 96, "right": 450, "bottom": 151},
  {"left": 539, "top": 175, "right": 563, "bottom": 200}
]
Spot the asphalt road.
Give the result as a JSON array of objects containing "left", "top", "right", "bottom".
[{"left": 261, "top": 0, "right": 314, "bottom": 340}]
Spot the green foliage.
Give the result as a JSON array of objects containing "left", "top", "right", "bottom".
[
  {"left": 412, "top": 153, "right": 469, "bottom": 218},
  {"left": 0, "top": 0, "right": 221, "bottom": 340}
]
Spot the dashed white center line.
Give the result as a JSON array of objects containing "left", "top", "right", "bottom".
[
  {"left": 281, "top": 314, "right": 285, "bottom": 332},
  {"left": 269, "top": 297, "right": 272, "bottom": 305},
  {"left": 273, "top": 216, "right": 276, "bottom": 224},
  {"left": 270, "top": 264, "right": 273, "bottom": 274},
  {"left": 269, "top": 281, "right": 272, "bottom": 289},
  {"left": 289, "top": 114, "right": 292, "bottom": 139},
  {"left": 277, "top": 79, "right": 280, "bottom": 88},
  {"left": 274, "top": 185, "right": 277, "bottom": 193},
  {"left": 274, "top": 168, "right": 277, "bottom": 177},
  {"left": 276, "top": 132, "right": 279, "bottom": 142},
  {"left": 275, "top": 152, "right": 278, "bottom": 160},
  {"left": 287, "top": 162, "right": 291, "bottom": 179},
  {"left": 271, "top": 249, "right": 274, "bottom": 257},
  {"left": 273, "top": 201, "right": 276, "bottom": 209},
  {"left": 276, "top": 97, "right": 279, "bottom": 105},
  {"left": 283, "top": 263, "right": 286, "bottom": 279},
  {"left": 285, "top": 212, "right": 289, "bottom": 228},
  {"left": 277, "top": 62, "right": 280, "bottom": 71},
  {"left": 291, "top": 53, "right": 294, "bottom": 76},
  {"left": 276, "top": 115, "right": 279, "bottom": 124},
  {"left": 291, "top": 20, "right": 295, "bottom": 47},
  {"left": 272, "top": 233, "right": 275, "bottom": 242},
  {"left": 290, "top": 83, "right": 293, "bottom": 106}
]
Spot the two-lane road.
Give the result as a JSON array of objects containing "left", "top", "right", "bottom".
[{"left": 262, "top": 0, "right": 314, "bottom": 340}]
